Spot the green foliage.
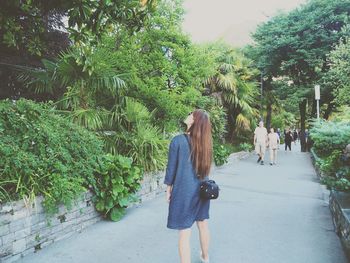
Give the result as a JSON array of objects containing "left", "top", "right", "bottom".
[
  {"left": 213, "top": 143, "right": 231, "bottom": 166},
  {"left": 0, "top": 0, "right": 155, "bottom": 56},
  {"left": 321, "top": 177, "right": 350, "bottom": 192},
  {"left": 251, "top": 0, "right": 350, "bottom": 150},
  {"left": 326, "top": 34, "right": 350, "bottom": 105},
  {"left": 0, "top": 99, "right": 104, "bottom": 213},
  {"left": 238, "top": 143, "right": 253, "bottom": 152},
  {"left": 43, "top": 175, "right": 86, "bottom": 215},
  {"left": 104, "top": 98, "right": 169, "bottom": 172},
  {"left": 208, "top": 105, "right": 227, "bottom": 142},
  {"left": 310, "top": 120, "right": 350, "bottom": 157},
  {"left": 316, "top": 150, "right": 343, "bottom": 176},
  {"left": 205, "top": 42, "right": 259, "bottom": 140},
  {"left": 94, "top": 154, "right": 142, "bottom": 221}
]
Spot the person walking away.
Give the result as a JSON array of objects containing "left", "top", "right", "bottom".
[
  {"left": 254, "top": 121, "right": 268, "bottom": 165},
  {"left": 276, "top": 128, "right": 281, "bottom": 139},
  {"left": 285, "top": 129, "right": 293, "bottom": 151},
  {"left": 164, "top": 110, "right": 213, "bottom": 263},
  {"left": 268, "top": 128, "right": 280, "bottom": 165},
  {"left": 293, "top": 129, "right": 298, "bottom": 145}
]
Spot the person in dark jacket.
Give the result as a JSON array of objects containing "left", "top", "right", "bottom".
[
  {"left": 293, "top": 129, "right": 298, "bottom": 145},
  {"left": 285, "top": 128, "right": 293, "bottom": 151},
  {"left": 164, "top": 109, "right": 213, "bottom": 263}
]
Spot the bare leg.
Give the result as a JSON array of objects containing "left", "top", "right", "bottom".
[
  {"left": 179, "top": 228, "right": 191, "bottom": 263},
  {"left": 197, "top": 220, "right": 210, "bottom": 261}
]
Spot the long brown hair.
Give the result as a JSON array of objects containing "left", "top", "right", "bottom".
[{"left": 188, "top": 110, "right": 213, "bottom": 179}]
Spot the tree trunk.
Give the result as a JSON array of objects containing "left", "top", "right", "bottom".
[
  {"left": 299, "top": 99, "right": 307, "bottom": 152},
  {"left": 311, "top": 99, "right": 316, "bottom": 118},
  {"left": 266, "top": 102, "right": 272, "bottom": 131}
]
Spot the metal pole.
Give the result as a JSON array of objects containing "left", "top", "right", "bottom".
[
  {"left": 260, "top": 71, "right": 263, "bottom": 121},
  {"left": 314, "top": 85, "right": 320, "bottom": 120}
]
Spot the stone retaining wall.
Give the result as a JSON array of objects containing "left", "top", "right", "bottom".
[
  {"left": 329, "top": 190, "right": 350, "bottom": 259},
  {"left": 0, "top": 192, "right": 100, "bottom": 263},
  {"left": 0, "top": 151, "right": 248, "bottom": 263},
  {"left": 0, "top": 169, "right": 167, "bottom": 263}
]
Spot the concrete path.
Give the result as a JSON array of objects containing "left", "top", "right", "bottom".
[{"left": 17, "top": 144, "right": 348, "bottom": 263}]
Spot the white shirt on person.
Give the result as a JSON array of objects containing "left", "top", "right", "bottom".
[
  {"left": 254, "top": 127, "right": 268, "bottom": 143},
  {"left": 268, "top": 132, "right": 279, "bottom": 149}
]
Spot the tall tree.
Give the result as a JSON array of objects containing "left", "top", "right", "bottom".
[
  {"left": 205, "top": 42, "right": 259, "bottom": 142},
  {"left": 252, "top": 0, "right": 350, "bottom": 151}
]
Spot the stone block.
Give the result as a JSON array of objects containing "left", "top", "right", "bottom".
[
  {"left": 0, "top": 205, "right": 13, "bottom": 214},
  {"left": 31, "top": 221, "right": 47, "bottom": 232},
  {"left": 1, "top": 233, "right": 15, "bottom": 245},
  {"left": 12, "top": 208, "right": 30, "bottom": 221},
  {"left": 9, "top": 218, "right": 30, "bottom": 232},
  {"left": 64, "top": 210, "right": 80, "bottom": 221},
  {"left": 0, "top": 244, "right": 12, "bottom": 258},
  {"left": 12, "top": 238, "right": 26, "bottom": 254},
  {"left": 12, "top": 200, "right": 26, "bottom": 212},
  {"left": 0, "top": 224, "right": 10, "bottom": 236},
  {"left": 29, "top": 213, "right": 44, "bottom": 226},
  {"left": 0, "top": 253, "right": 21, "bottom": 263},
  {"left": 14, "top": 228, "right": 31, "bottom": 240},
  {"left": 0, "top": 214, "right": 13, "bottom": 225}
]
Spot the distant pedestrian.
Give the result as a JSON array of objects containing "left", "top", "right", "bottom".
[
  {"left": 164, "top": 110, "right": 213, "bottom": 263},
  {"left": 293, "top": 129, "right": 298, "bottom": 145},
  {"left": 276, "top": 128, "right": 281, "bottom": 139},
  {"left": 268, "top": 128, "right": 280, "bottom": 165},
  {"left": 285, "top": 128, "right": 293, "bottom": 151},
  {"left": 254, "top": 121, "right": 268, "bottom": 165}
]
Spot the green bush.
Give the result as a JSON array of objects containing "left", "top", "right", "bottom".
[
  {"left": 310, "top": 120, "right": 350, "bottom": 157},
  {"left": 316, "top": 150, "right": 343, "bottom": 176},
  {"left": 213, "top": 143, "right": 231, "bottom": 166},
  {"left": 94, "top": 154, "right": 142, "bottom": 221},
  {"left": 238, "top": 142, "right": 253, "bottom": 152},
  {"left": 0, "top": 99, "right": 104, "bottom": 213},
  {"left": 311, "top": 120, "right": 350, "bottom": 192},
  {"left": 321, "top": 177, "right": 350, "bottom": 192},
  {"left": 108, "top": 98, "right": 169, "bottom": 172}
]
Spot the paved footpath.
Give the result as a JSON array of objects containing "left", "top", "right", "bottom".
[{"left": 17, "top": 144, "right": 348, "bottom": 263}]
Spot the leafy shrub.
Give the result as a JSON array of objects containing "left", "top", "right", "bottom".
[
  {"left": 108, "top": 98, "right": 169, "bottom": 172},
  {"left": 321, "top": 177, "right": 350, "bottom": 192},
  {"left": 94, "top": 154, "right": 142, "bottom": 221},
  {"left": 316, "top": 150, "right": 342, "bottom": 176},
  {"left": 213, "top": 143, "right": 231, "bottom": 166},
  {"left": 208, "top": 105, "right": 227, "bottom": 142},
  {"left": 0, "top": 99, "right": 104, "bottom": 213},
  {"left": 310, "top": 120, "right": 350, "bottom": 157},
  {"left": 239, "top": 142, "right": 253, "bottom": 152}
]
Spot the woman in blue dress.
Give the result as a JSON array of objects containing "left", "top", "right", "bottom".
[{"left": 164, "top": 109, "right": 213, "bottom": 263}]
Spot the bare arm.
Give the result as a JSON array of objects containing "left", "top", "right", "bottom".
[
  {"left": 166, "top": 185, "right": 172, "bottom": 203},
  {"left": 253, "top": 134, "right": 257, "bottom": 145}
]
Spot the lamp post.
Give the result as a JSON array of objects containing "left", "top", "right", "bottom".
[
  {"left": 260, "top": 70, "right": 263, "bottom": 121},
  {"left": 314, "top": 85, "right": 320, "bottom": 119}
]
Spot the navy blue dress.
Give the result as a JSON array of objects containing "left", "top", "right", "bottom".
[{"left": 164, "top": 134, "right": 210, "bottom": 230}]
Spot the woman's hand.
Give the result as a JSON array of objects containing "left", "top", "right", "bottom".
[{"left": 166, "top": 185, "right": 172, "bottom": 203}]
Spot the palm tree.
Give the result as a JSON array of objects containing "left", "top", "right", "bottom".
[
  {"left": 205, "top": 44, "right": 259, "bottom": 141},
  {"left": 18, "top": 46, "right": 126, "bottom": 131}
]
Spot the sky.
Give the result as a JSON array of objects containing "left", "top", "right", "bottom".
[{"left": 182, "top": 0, "right": 307, "bottom": 47}]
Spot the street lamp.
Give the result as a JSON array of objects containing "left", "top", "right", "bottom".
[
  {"left": 260, "top": 70, "right": 263, "bottom": 121},
  {"left": 314, "top": 85, "right": 320, "bottom": 119}
]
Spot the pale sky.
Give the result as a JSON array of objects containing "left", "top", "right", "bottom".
[{"left": 182, "top": 0, "right": 307, "bottom": 47}]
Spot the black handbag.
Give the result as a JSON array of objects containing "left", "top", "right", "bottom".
[{"left": 200, "top": 180, "right": 219, "bottom": 200}]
